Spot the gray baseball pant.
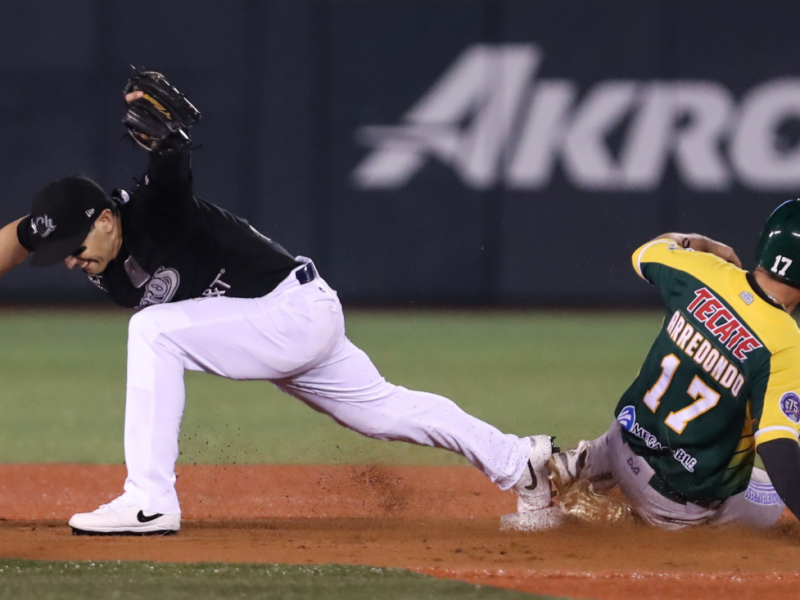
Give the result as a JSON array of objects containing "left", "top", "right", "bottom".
[{"left": 577, "top": 420, "right": 785, "bottom": 530}]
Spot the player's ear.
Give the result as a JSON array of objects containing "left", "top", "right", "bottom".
[{"left": 97, "top": 208, "right": 115, "bottom": 233}]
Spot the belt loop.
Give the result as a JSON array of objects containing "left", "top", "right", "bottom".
[{"left": 295, "top": 262, "right": 317, "bottom": 285}]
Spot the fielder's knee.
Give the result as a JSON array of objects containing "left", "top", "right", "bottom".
[{"left": 128, "top": 305, "right": 180, "bottom": 347}]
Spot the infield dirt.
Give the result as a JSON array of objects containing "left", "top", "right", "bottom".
[{"left": 1, "top": 464, "right": 799, "bottom": 600}]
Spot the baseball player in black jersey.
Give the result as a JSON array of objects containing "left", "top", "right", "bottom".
[{"left": 0, "top": 73, "right": 558, "bottom": 535}]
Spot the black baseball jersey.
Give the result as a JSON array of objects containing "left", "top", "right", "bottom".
[
  {"left": 17, "top": 150, "right": 300, "bottom": 307},
  {"left": 615, "top": 239, "right": 800, "bottom": 502}
]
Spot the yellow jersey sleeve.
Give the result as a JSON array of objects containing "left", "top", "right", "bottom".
[
  {"left": 753, "top": 346, "right": 800, "bottom": 446},
  {"left": 631, "top": 238, "right": 740, "bottom": 288},
  {"left": 632, "top": 238, "right": 684, "bottom": 280}
]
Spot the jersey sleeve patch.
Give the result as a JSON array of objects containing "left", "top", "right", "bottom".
[{"left": 779, "top": 392, "right": 800, "bottom": 423}]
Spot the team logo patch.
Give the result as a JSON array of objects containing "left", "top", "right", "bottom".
[
  {"left": 779, "top": 392, "right": 800, "bottom": 423},
  {"left": 739, "top": 291, "right": 754, "bottom": 305},
  {"left": 744, "top": 481, "right": 783, "bottom": 506},
  {"left": 140, "top": 267, "right": 180, "bottom": 307},
  {"left": 617, "top": 406, "right": 636, "bottom": 431}
]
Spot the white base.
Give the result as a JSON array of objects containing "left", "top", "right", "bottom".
[{"left": 500, "top": 507, "right": 565, "bottom": 531}]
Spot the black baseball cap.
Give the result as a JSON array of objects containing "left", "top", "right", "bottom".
[{"left": 29, "top": 176, "right": 110, "bottom": 267}]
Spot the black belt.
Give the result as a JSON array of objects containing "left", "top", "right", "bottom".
[
  {"left": 648, "top": 474, "right": 721, "bottom": 509},
  {"left": 295, "top": 262, "right": 317, "bottom": 285}
]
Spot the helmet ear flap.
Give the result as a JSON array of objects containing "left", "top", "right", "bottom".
[{"left": 756, "top": 199, "right": 800, "bottom": 286}]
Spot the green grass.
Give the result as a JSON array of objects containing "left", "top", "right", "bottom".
[
  {"left": 0, "top": 308, "right": 662, "bottom": 465},
  {"left": 0, "top": 560, "right": 559, "bottom": 600}
]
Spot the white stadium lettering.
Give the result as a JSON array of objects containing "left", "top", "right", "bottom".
[{"left": 354, "top": 44, "right": 800, "bottom": 192}]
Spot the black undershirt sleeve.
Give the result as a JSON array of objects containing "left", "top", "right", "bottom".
[
  {"left": 757, "top": 438, "right": 800, "bottom": 518},
  {"left": 146, "top": 148, "right": 191, "bottom": 187},
  {"left": 16, "top": 216, "right": 34, "bottom": 251}
]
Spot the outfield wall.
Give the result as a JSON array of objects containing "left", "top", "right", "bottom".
[{"left": 0, "top": 0, "right": 797, "bottom": 305}]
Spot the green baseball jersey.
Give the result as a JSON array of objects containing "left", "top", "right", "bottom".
[{"left": 615, "top": 239, "right": 800, "bottom": 502}]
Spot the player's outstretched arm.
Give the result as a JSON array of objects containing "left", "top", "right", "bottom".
[
  {"left": 0, "top": 218, "right": 30, "bottom": 277},
  {"left": 124, "top": 77, "right": 195, "bottom": 188},
  {"left": 647, "top": 232, "right": 742, "bottom": 268}
]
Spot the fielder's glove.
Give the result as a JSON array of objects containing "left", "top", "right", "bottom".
[
  {"left": 122, "top": 69, "right": 201, "bottom": 152},
  {"left": 557, "top": 479, "right": 637, "bottom": 525}
]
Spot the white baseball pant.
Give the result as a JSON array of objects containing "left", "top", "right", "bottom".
[{"left": 120, "top": 261, "right": 532, "bottom": 514}]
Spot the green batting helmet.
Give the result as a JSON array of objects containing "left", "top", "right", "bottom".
[{"left": 755, "top": 199, "right": 800, "bottom": 286}]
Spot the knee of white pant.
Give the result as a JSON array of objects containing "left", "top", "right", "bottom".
[{"left": 128, "top": 305, "right": 181, "bottom": 347}]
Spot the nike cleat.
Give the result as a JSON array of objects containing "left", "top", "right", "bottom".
[
  {"left": 69, "top": 496, "right": 180, "bottom": 536},
  {"left": 512, "top": 435, "right": 558, "bottom": 513},
  {"left": 501, "top": 435, "right": 565, "bottom": 531}
]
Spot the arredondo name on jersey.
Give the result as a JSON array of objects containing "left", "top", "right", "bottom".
[
  {"left": 664, "top": 286, "right": 762, "bottom": 398},
  {"left": 354, "top": 44, "right": 800, "bottom": 192}
]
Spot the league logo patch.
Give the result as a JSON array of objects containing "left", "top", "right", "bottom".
[
  {"left": 780, "top": 392, "right": 800, "bottom": 423},
  {"left": 617, "top": 405, "right": 636, "bottom": 431}
]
